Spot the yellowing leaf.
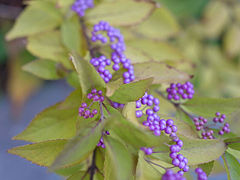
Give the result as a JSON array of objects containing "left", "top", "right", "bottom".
[
  {"left": 134, "top": 62, "right": 191, "bottom": 84},
  {"left": 23, "top": 59, "right": 62, "bottom": 80},
  {"left": 8, "top": 140, "right": 67, "bottom": 167},
  {"left": 125, "top": 39, "right": 184, "bottom": 63},
  {"left": 6, "top": 1, "right": 62, "bottom": 40},
  {"left": 61, "top": 16, "right": 83, "bottom": 54},
  {"left": 27, "top": 30, "right": 70, "bottom": 67},
  {"left": 86, "top": 0, "right": 155, "bottom": 26},
  {"left": 134, "top": 7, "right": 180, "bottom": 40},
  {"left": 14, "top": 105, "right": 78, "bottom": 142}
]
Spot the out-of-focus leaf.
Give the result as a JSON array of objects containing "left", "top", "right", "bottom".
[
  {"left": 223, "top": 25, "right": 240, "bottom": 58},
  {"left": 108, "top": 78, "right": 153, "bottom": 103},
  {"left": 6, "top": 1, "right": 62, "bottom": 40},
  {"left": 61, "top": 16, "right": 82, "bottom": 54},
  {"left": 152, "top": 136, "right": 226, "bottom": 165},
  {"left": 66, "top": 71, "right": 81, "bottom": 89},
  {"left": 136, "top": 151, "right": 163, "bottom": 180},
  {"left": 7, "top": 57, "right": 42, "bottom": 115},
  {"left": 27, "top": 30, "right": 70, "bottom": 67},
  {"left": 22, "top": 59, "right": 62, "bottom": 80},
  {"left": 122, "top": 102, "right": 139, "bottom": 125},
  {"left": 125, "top": 39, "right": 184, "bottom": 63},
  {"left": 201, "top": 1, "right": 230, "bottom": 38},
  {"left": 134, "top": 7, "right": 180, "bottom": 40},
  {"left": 71, "top": 53, "right": 105, "bottom": 95},
  {"left": 223, "top": 152, "right": 240, "bottom": 180},
  {"left": 8, "top": 140, "right": 67, "bottom": 167},
  {"left": 182, "top": 97, "right": 240, "bottom": 117},
  {"left": 198, "top": 161, "right": 214, "bottom": 176},
  {"left": 50, "top": 119, "right": 107, "bottom": 171},
  {"left": 86, "top": 0, "right": 155, "bottom": 26},
  {"left": 134, "top": 62, "right": 191, "bottom": 84},
  {"left": 227, "top": 143, "right": 240, "bottom": 151},
  {"left": 104, "top": 136, "right": 134, "bottom": 180}
]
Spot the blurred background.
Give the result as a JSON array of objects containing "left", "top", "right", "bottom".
[{"left": 0, "top": 0, "right": 239, "bottom": 179}]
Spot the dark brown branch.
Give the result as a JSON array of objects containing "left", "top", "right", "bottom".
[{"left": 89, "top": 148, "right": 97, "bottom": 180}]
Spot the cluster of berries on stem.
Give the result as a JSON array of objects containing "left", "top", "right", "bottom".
[
  {"left": 166, "top": 82, "right": 195, "bottom": 101},
  {"left": 78, "top": 89, "right": 104, "bottom": 119},
  {"left": 162, "top": 169, "right": 186, "bottom": 180},
  {"left": 195, "top": 168, "right": 208, "bottom": 180},
  {"left": 71, "top": 0, "right": 94, "bottom": 17},
  {"left": 91, "top": 21, "right": 135, "bottom": 84}
]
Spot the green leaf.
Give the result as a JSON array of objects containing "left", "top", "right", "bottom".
[
  {"left": 122, "top": 102, "right": 139, "bottom": 125},
  {"left": 152, "top": 136, "right": 226, "bottom": 165},
  {"left": 50, "top": 119, "right": 107, "bottom": 171},
  {"left": 108, "top": 108, "right": 169, "bottom": 150},
  {"left": 223, "top": 152, "right": 240, "bottom": 180},
  {"left": 136, "top": 151, "right": 163, "bottom": 180},
  {"left": 61, "top": 16, "right": 82, "bottom": 54},
  {"left": 67, "top": 171, "right": 88, "bottom": 180},
  {"left": 13, "top": 105, "right": 78, "bottom": 142},
  {"left": 8, "top": 140, "right": 67, "bottom": 167},
  {"left": 133, "top": 7, "right": 180, "bottom": 40},
  {"left": 182, "top": 97, "right": 240, "bottom": 117},
  {"left": 108, "top": 78, "right": 153, "bottom": 103},
  {"left": 86, "top": 0, "right": 155, "bottom": 26},
  {"left": 66, "top": 71, "right": 81, "bottom": 88},
  {"left": 6, "top": 1, "right": 62, "bottom": 40},
  {"left": 227, "top": 148, "right": 240, "bottom": 160},
  {"left": 22, "top": 59, "right": 62, "bottom": 80},
  {"left": 27, "top": 30, "right": 70, "bottom": 67},
  {"left": 104, "top": 136, "right": 134, "bottom": 180},
  {"left": 198, "top": 161, "right": 214, "bottom": 176},
  {"left": 228, "top": 143, "right": 240, "bottom": 151},
  {"left": 125, "top": 39, "right": 184, "bottom": 63},
  {"left": 133, "top": 62, "right": 191, "bottom": 84},
  {"left": 14, "top": 89, "right": 82, "bottom": 142},
  {"left": 55, "top": 162, "right": 86, "bottom": 177},
  {"left": 70, "top": 53, "right": 105, "bottom": 95}
]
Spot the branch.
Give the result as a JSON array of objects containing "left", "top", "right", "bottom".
[{"left": 89, "top": 148, "right": 97, "bottom": 180}]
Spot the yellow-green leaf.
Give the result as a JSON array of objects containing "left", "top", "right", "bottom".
[
  {"left": 27, "top": 30, "right": 70, "bottom": 67},
  {"left": 223, "top": 152, "right": 240, "bottom": 180},
  {"left": 134, "top": 62, "right": 191, "bottom": 84},
  {"left": 86, "top": 0, "right": 155, "bottom": 26},
  {"left": 8, "top": 140, "right": 67, "bottom": 167},
  {"left": 6, "top": 1, "right": 62, "bottom": 40},
  {"left": 22, "top": 59, "right": 62, "bottom": 80},
  {"left": 134, "top": 7, "right": 180, "bottom": 40}
]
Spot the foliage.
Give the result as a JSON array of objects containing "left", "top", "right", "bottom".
[{"left": 6, "top": 0, "right": 240, "bottom": 180}]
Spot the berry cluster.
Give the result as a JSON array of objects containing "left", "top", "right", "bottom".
[
  {"left": 78, "top": 89, "right": 104, "bottom": 119},
  {"left": 91, "top": 21, "right": 135, "bottom": 84},
  {"left": 136, "top": 92, "right": 189, "bottom": 176},
  {"left": 97, "top": 131, "right": 110, "bottom": 148},
  {"left": 193, "top": 116, "right": 208, "bottom": 131},
  {"left": 169, "top": 138, "right": 189, "bottom": 175},
  {"left": 195, "top": 168, "right": 208, "bottom": 180},
  {"left": 193, "top": 112, "right": 230, "bottom": 139},
  {"left": 166, "top": 82, "right": 195, "bottom": 101},
  {"left": 162, "top": 169, "right": 186, "bottom": 180},
  {"left": 90, "top": 56, "right": 112, "bottom": 83},
  {"left": 213, "top": 112, "right": 230, "bottom": 135},
  {"left": 71, "top": 0, "right": 94, "bottom": 17}
]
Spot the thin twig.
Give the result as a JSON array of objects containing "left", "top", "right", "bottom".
[{"left": 89, "top": 148, "right": 97, "bottom": 180}]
